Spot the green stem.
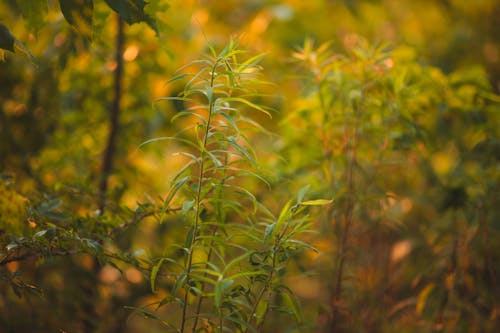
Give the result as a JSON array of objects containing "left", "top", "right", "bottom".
[
  {"left": 180, "top": 60, "right": 220, "bottom": 333},
  {"left": 192, "top": 155, "right": 229, "bottom": 332},
  {"left": 246, "top": 227, "right": 286, "bottom": 332}
]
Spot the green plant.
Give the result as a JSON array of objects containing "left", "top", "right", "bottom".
[
  {"left": 281, "top": 37, "right": 500, "bottom": 332},
  {"left": 136, "top": 38, "right": 331, "bottom": 333}
]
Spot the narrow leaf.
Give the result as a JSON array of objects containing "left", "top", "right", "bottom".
[
  {"left": 301, "top": 199, "right": 334, "bottom": 206},
  {"left": 224, "top": 97, "right": 272, "bottom": 118},
  {"left": 297, "top": 185, "right": 310, "bottom": 204},
  {"left": 150, "top": 258, "right": 165, "bottom": 293},
  {"left": 215, "top": 278, "right": 233, "bottom": 308},
  {"left": 162, "top": 176, "right": 190, "bottom": 212}
]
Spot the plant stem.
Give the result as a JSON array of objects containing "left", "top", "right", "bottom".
[
  {"left": 433, "top": 211, "right": 458, "bottom": 332},
  {"left": 330, "top": 123, "right": 357, "bottom": 332},
  {"left": 192, "top": 161, "right": 229, "bottom": 332},
  {"left": 180, "top": 60, "right": 220, "bottom": 333}
]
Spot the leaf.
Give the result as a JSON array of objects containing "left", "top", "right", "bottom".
[
  {"left": 0, "top": 24, "right": 15, "bottom": 52},
  {"left": 226, "top": 137, "right": 256, "bottom": 165},
  {"left": 224, "top": 97, "right": 273, "bottom": 118},
  {"left": 0, "top": 24, "right": 36, "bottom": 63},
  {"left": 15, "top": 0, "right": 48, "bottom": 32},
  {"left": 139, "top": 136, "right": 199, "bottom": 151},
  {"left": 104, "top": 0, "right": 158, "bottom": 33},
  {"left": 215, "top": 278, "right": 233, "bottom": 308},
  {"left": 264, "top": 223, "right": 275, "bottom": 243},
  {"left": 59, "top": 0, "right": 94, "bottom": 39},
  {"left": 182, "top": 200, "right": 195, "bottom": 214},
  {"left": 416, "top": 283, "right": 434, "bottom": 316},
  {"left": 166, "top": 72, "right": 191, "bottom": 84},
  {"left": 301, "top": 199, "right": 334, "bottom": 206},
  {"left": 285, "top": 239, "right": 318, "bottom": 252},
  {"left": 150, "top": 258, "right": 165, "bottom": 293},
  {"left": 254, "top": 299, "right": 268, "bottom": 325},
  {"left": 124, "top": 306, "right": 177, "bottom": 329},
  {"left": 281, "top": 290, "right": 302, "bottom": 323},
  {"left": 223, "top": 252, "right": 250, "bottom": 275},
  {"left": 162, "top": 176, "right": 190, "bottom": 212},
  {"left": 276, "top": 200, "right": 292, "bottom": 230},
  {"left": 296, "top": 185, "right": 310, "bottom": 204}
]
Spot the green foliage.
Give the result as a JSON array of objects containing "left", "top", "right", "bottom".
[
  {"left": 0, "top": 1, "right": 499, "bottom": 332},
  {"left": 283, "top": 38, "right": 500, "bottom": 332},
  {"left": 138, "top": 38, "right": 330, "bottom": 332},
  {"left": 0, "top": 0, "right": 162, "bottom": 58}
]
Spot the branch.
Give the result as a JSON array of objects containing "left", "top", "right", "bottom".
[{"left": 0, "top": 249, "right": 81, "bottom": 266}]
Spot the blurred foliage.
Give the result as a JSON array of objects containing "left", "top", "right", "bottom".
[{"left": 0, "top": 0, "right": 499, "bottom": 332}]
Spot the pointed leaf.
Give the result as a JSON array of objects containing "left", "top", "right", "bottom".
[
  {"left": 215, "top": 278, "right": 234, "bottom": 308},
  {"left": 162, "top": 176, "right": 190, "bottom": 212},
  {"left": 182, "top": 200, "right": 195, "bottom": 214},
  {"left": 104, "top": 0, "right": 158, "bottom": 33},
  {"left": 59, "top": 0, "right": 94, "bottom": 39},
  {"left": 0, "top": 24, "right": 15, "bottom": 52},
  {"left": 151, "top": 258, "right": 165, "bottom": 293},
  {"left": 301, "top": 199, "right": 334, "bottom": 206},
  {"left": 296, "top": 185, "right": 310, "bottom": 204},
  {"left": 264, "top": 223, "right": 275, "bottom": 243},
  {"left": 224, "top": 97, "right": 272, "bottom": 118}
]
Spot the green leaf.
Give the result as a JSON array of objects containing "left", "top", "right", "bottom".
[
  {"left": 264, "top": 223, "right": 275, "bottom": 243},
  {"left": 285, "top": 239, "right": 318, "bottom": 252},
  {"left": 59, "top": 0, "right": 94, "bottom": 39},
  {"left": 215, "top": 278, "right": 233, "bottom": 308},
  {"left": 182, "top": 200, "right": 195, "bottom": 214},
  {"left": 0, "top": 24, "right": 15, "bottom": 52},
  {"left": 15, "top": 0, "right": 48, "bottom": 32},
  {"left": 104, "top": 0, "right": 158, "bottom": 33},
  {"left": 301, "top": 199, "right": 334, "bottom": 206},
  {"left": 162, "top": 176, "right": 190, "bottom": 213},
  {"left": 166, "top": 72, "right": 191, "bottom": 84},
  {"left": 281, "top": 290, "right": 302, "bottom": 323},
  {"left": 255, "top": 299, "right": 268, "bottom": 325},
  {"left": 276, "top": 200, "right": 292, "bottom": 230},
  {"left": 226, "top": 137, "right": 256, "bottom": 165},
  {"left": 296, "top": 185, "right": 310, "bottom": 204},
  {"left": 139, "top": 136, "right": 199, "bottom": 151},
  {"left": 150, "top": 258, "right": 165, "bottom": 293},
  {"left": 224, "top": 97, "right": 272, "bottom": 118},
  {"left": 223, "top": 252, "right": 250, "bottom": 275}
]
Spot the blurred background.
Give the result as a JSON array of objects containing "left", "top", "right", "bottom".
[{"left": 0, "top": 0, "right": 499, "bottom": 332}]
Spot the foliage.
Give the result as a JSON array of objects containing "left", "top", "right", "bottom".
[
  {"left": 0, "top": 1, "right": 499, "bottom": 333},
  {"left": 136, "top": 38, "right": 331, "bottom": 332}
]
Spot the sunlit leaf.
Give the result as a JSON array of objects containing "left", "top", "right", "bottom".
[{"left": 301, "top": 199, "right": 334, "bottom": 206}]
